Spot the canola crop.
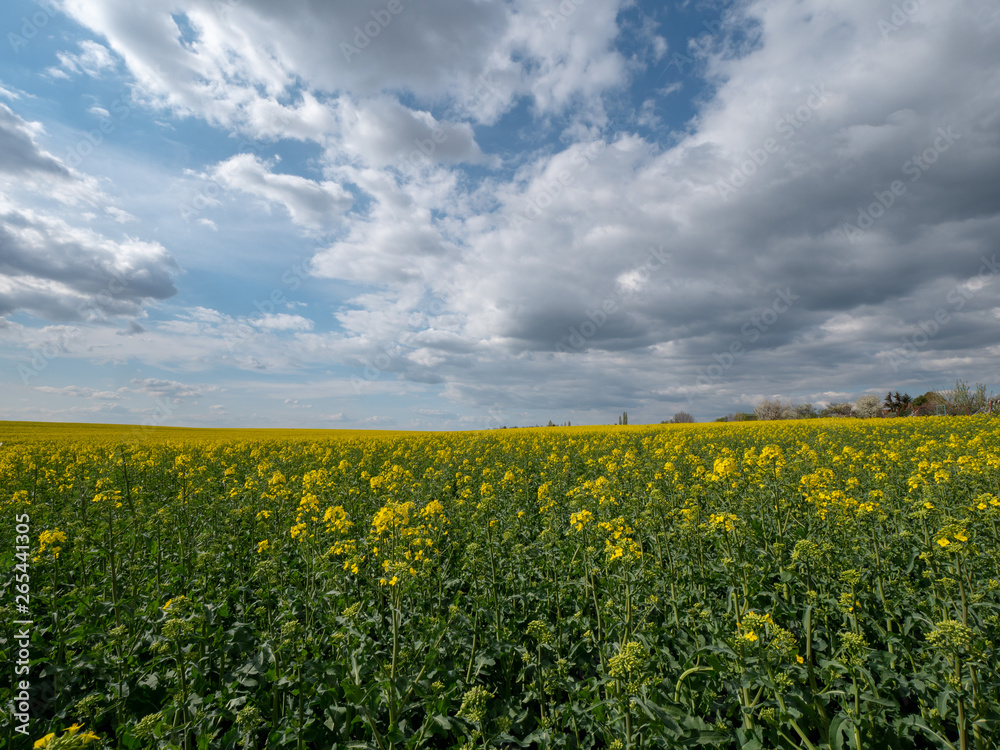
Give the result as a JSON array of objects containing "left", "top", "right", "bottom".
[{"left": 2, "top": 417, "right": 999, "bottom": 749}]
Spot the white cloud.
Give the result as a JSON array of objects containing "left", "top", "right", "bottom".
[
  {"left": 208, "top": 154, "right": 353, "bottom": 231},
  {"left": 57, "top": 0, "right": 630, "bottom": 137},
  {"left": 0, "top": 203, "right": 178, "bottom": 321},
  {"left": 53, "top": 40, "right": 117, "bottom": 77},
  {"left": 336, "top": 95, "right": 485, "bottom": 169},
  {"left": 127, "top": 377, "right": 219, "bottom": 400},
  {"left": 0, "top": 101, "right": 167, "bottom": 328},
  {"left": 35, "top": 385, "right": 122, "bottom": 399},
  {"left": 0, "top": 103, "right": 71, "bottom": 178},
  {"left": 251, "top": 313, "right": 314, "bottom": 332},
  {"left": 0, "top": 83, "right": 23, "bottom": 100},
  {"left": 105, "top": 206, "right": 137, "bottom": 223}
]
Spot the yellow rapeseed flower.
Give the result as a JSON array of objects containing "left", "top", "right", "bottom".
[
  {"left": 38, "top": 529, "right": 68, "bottom": 558},
  {"left": 570, "top": 509, "right": 594, "bottom": 531}
]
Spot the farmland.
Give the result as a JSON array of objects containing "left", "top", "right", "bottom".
[{"left": 2, "top": 417, "right": 1000, "bottom": 749}]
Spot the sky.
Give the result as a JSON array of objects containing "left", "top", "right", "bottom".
[{"left": 0, "top": 0, "right": 998, "bottom": 430}]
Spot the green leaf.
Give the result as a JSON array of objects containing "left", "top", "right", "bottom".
[
  {"left": 829, "top": 713, "right": 851, "bottom": 750},
  {"left": 937, "top": 688, "right": 951, "bottom": 719},
  {"left": 431, "top": 714, "right": 452, "bottom": 731}
]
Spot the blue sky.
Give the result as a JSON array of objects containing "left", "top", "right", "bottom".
[{"left": 1, "top": 0, "right": 998, "bottom": 429}]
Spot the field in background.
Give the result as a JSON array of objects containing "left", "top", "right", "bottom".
[
  {"left": 2, "top": 417, "right": 999, "bottom": 749},
  {"left": 0, "top": 420, "right": 413, "bottom": 443}
]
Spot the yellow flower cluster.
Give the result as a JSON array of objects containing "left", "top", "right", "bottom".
[
  {"left": 369, "top": 498, "right": 449, "bottom": 583},
  {"left": 38, "top": 528, "right": 67, "bottom": 558},
  {"left": 598, "top": 518, "right": 642, "bottom": 561},
  {"left": 34, "top": 723, "right": 101, "bottom": 748},
  {"left": 708, "top": 513, "right": 739, "bottom": 532},
  {"left": 323, "top": 504, "right": 353, "bottom": 534},
  {"left": 569, "top": 509, "right": 594, "bottom": 531}
]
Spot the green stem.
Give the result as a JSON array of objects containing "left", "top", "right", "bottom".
[
  {"left": 673, "top": 666, "right": 713, "bottom": 703},
  {"left": 175, "top": 641, "right": 189, "bottom": 750},
  {"left": 389, "top": 591, "right": 400, "bottom": 734},
  {"left": 852, "top": 675, "right": 863, "bottom": 750},
  {"left": 956, "top": 657, "right": 967, "bottom": 750}
]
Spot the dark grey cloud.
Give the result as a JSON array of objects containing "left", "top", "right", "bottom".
[
  {"left": 0, "top": 208, "right": 179, "bottom": 321},
  {"left": 0, "top": 104, "right": 72, "bottom": 177},
  {"left": 128, "top": 377, "right": 218, "bottom": 400}
]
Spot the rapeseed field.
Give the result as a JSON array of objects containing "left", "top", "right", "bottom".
[{"left": 2, "top": 417, "right": 999, "bottom": 749}]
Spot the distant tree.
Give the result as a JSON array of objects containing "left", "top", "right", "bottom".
[
  {"left": 882, "top": 391, "right": 912, "bottom": 416},
  {"left": 821, "top": 402, "right": 854, "bottom": 417},
  {"left": 778, "top": 402, "right": 815, "bottom": 419},
  {"left": 671, "top": 411, "right": 695, "bottom": 423},
  {"left": 795, "top": 403, "right": 818, "bottom": 419},
  {"left": 738, "top": 401, "right": 815, "bottom": 420},
  {"left": 754, "top": 399, "right": 785, "bottom": 421},
  {"left": 853, "top": 394, "right": 882, "bottom": 418},
  {"left": 948, "top": 379, "right": 992, "bottom": 414},
  {"left": 910, "top": 392, "right": 937, "bottom": 416}
]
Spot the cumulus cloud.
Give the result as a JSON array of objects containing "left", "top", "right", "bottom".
[
  {"left": 251, "top": 313, "right": 314, "bottom": 332},
  {"left": 57, "top": 0, "right": 629, "bottom": 134},
  {"left": 310, "top": 0, "right": 1000, "bottom": 417},
  {"left": 207, "top": 154, "right": 353, "bottom": 231},
  {"left": 0, "top": 205, "right": 179, "bottom": 321},
  {"left": 0, "top": 98, "right": 181, "bottom": 325},
  {"left": 336, "top": 95, "right": 485, "bottom": 169}
]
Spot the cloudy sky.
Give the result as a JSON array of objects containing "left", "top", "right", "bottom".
[{"left": 0, "top": 0, "right": 998, "bottom": 429}]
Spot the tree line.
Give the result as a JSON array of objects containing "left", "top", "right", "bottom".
[{"left": 736, "top": 379, "right": 997, "bottom": 422}]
